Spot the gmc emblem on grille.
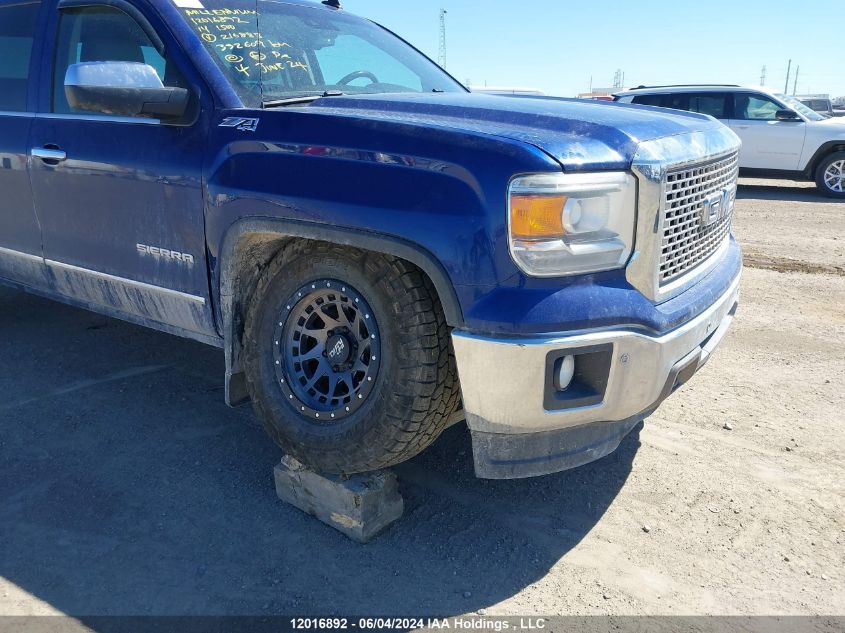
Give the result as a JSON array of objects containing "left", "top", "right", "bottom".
[{"left": 700, "top": 186, "right": 735, "bottom": 227}]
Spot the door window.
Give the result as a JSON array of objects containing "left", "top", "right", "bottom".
[
  {"left": 631, "top": 93, "right": 686, "bottom": 109},
  {"left": 631, "top": 94, "right": 664, "bottom": 107},
  {"left": 631, "top": 92, "right": 730, "bottom": 120},
  {"left": 735, "top": 94, "right": 781, "bottom": 121},
  {"left": 660, "top": 93, "right": 689, "bottom": 112},
  {"left": 686, "top": 93, "right": 730, "bottom": 119},
  {"left": 0, "top": 2, "right": 40, "bottom": 112},
  {"left": 52, "top": 6, "right": 186, "bottom": 115}
]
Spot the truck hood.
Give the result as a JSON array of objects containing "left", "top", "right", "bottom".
[{"left": 303, "top": 92, "right": 726, "bottom": 171}]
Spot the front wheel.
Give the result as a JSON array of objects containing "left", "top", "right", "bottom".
[
  {"left": 815, "top": 151, "right": 845, "bottom": 198},
  {"left": 243, "top": 242, "right": 460, "bottom": 475}
]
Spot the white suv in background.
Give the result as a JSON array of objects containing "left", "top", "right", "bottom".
[{"left": 614, "top": 85, "right": 845, "bottom": 198}]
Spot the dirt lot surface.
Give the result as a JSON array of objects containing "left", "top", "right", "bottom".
[{"left": 0, "top": 179, "right": 843, "bottom": 617}]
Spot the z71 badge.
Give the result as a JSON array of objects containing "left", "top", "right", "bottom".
[{"left": 218, "top": 117, "right": 259, "bottom": 132}]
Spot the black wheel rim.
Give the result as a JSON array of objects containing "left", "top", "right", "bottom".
[{"left": 273, "top": 279, "right": 381, "bottom": 422}]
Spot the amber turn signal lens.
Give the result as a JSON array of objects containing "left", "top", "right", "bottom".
[{"left": 510, "top": 194, "right": 567, "bottom": 239}]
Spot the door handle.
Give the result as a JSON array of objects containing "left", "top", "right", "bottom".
[{"left": 32, "top": 146, "right": 67, "bottom": 163}]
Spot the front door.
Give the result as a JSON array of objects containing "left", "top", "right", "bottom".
[
  {"left": 728, "top": 92, "right": 807, "bottom": 171},
  {"left": 0, "top": 0, "right": 45, "bottom": 286},
  {"left": 29, "top": 1, "right": 217, "bottom": 338}
]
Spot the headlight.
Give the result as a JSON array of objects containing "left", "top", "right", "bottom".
[{"left": 508, "top": 171, "right": 637, "bottom": 277}]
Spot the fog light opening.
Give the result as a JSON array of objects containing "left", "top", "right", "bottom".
[{"left": 554, "top": 355, "right": 576, "bottom": 391}]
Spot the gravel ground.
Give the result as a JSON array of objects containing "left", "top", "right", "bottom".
[{"left": 0, "top": 179, "right": 842, "bottom": 617}]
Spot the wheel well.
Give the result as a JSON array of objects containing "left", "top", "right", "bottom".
[
  {"left": 221, "top": 232, "right": 459, "bottom": 406},
  {"left": 810, "top": 144, "right": 845, "bottom": 176}
]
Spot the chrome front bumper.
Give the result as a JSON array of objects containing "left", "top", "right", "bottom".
[{"left": 451, "top": 273, "right": 741, "bottom": 479}]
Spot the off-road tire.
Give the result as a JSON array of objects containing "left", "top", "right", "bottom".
[
  {"left": 243, "top": 241, "right": 461, "bottom": 474},
  {"left": 815, "top": 151, "right": 845, "bottom": 198}
]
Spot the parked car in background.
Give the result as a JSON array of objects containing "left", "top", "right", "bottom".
[
  {"left": 797, "top": 95, "right": 834, "bottom": 118},
  {"left": 614, "top": 85, "right": 845, "bottom": 197}
]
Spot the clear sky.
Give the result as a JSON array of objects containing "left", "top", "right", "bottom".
[{"left": 342, "top": 0, "right": 842, "bottom": 99}]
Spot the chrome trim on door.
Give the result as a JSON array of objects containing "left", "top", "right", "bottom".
[
  {"left": 36, "top": 113, "right": 161, "bottom": 125},
  {"left": 45, "top": 259, "right": 206, "bottom": 305},
  {"left": 0, "top": 247, "right": 206, "bottom": 305},
  {"left": 0, "top": 245, "right": 44, "bottom": 263},
  {"left": 1, "top": 112, "right": 158, "bottom": 124}
]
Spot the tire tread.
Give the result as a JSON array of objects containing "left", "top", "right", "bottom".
[{"left": 242, "top": 241, "right": 461, "bottom": 474}]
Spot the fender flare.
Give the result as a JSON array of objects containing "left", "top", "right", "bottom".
[
  {"left": 217, "top": 218, "right": 464, "bottom": 405},
  {"left": 804, "top": 140, "right": 845, "bottom": 178}
]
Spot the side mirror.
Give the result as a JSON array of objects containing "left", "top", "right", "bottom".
[
  {"left": 775, "top": 109, "right": 801, "bottom": 122},
  {"left": 64, "top": 62, "right": 189, "bottom": 119}
]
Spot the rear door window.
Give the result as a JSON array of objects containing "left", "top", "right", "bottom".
[
  {"left": 660, "top": 93, "right": 690, "bottom": 112},
  {"left": 686, "top": 93, "right": 730, "bottom": 119},
  {"left": 631, "top": 94, "right": 665, "bottom": 107},
  {"left": 0, "top": 1, "right": 40, "bottom": 111},
  {"left": 632, "top": 92, "right": 731, "bottom": 120},
  {"left": 630, "top": 94, "right": 690, "bottom": 110}
]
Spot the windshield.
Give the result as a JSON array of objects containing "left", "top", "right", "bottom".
[
  {"left": 177, "top": 0, "right": 465, "bottom": 106},
  {"left": 775, "top": 94, "right": 825, "bottom": 121}
]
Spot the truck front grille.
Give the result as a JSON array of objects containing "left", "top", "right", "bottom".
[{"left": 660, "top": 152, "right": 739, "bottom": 285}]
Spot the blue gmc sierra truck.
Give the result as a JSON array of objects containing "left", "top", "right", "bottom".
[{"left": 0, "top": 0, "right": 742, "bottom": 479}]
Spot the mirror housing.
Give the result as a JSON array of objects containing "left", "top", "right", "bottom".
[
  {"left": 65, "top": 62, "right": 189, "bottom": 119},
  {"left": 775, "top": 109, "right": 801, "bottom": 122}
]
